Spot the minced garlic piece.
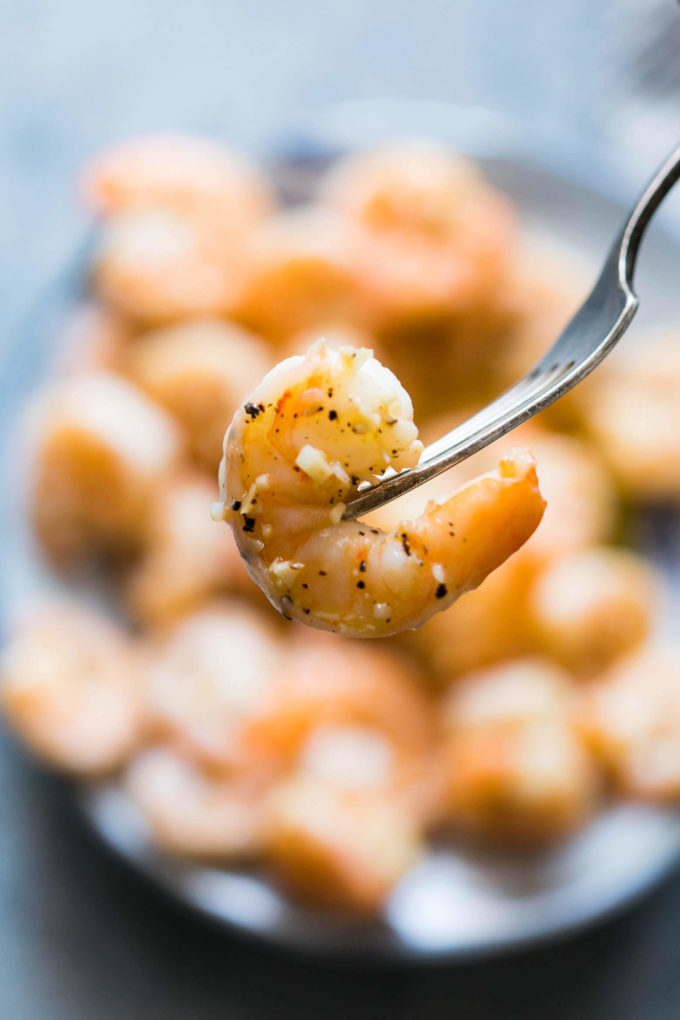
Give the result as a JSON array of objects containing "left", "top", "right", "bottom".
[
  {"left": 295, "top": 444, "right": 334, "bottom": 484},
  {"left": 268, "top": 558, "right": 304, "bottom": 589},
  {"left": 329, "top": 503, "right": 345, "bottom": 524}
]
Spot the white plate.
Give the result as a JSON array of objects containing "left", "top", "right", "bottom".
[{"left": 3, "top": 102, "right": 680, "bottom": 961}]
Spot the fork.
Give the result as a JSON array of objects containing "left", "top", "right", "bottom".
[{"left": 343, "top": 143, "right": 680, "bottom": 520}]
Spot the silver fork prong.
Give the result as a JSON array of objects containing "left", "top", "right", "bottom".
[{"left": 343, "top": 143, "right": 680, "bottom": 521}]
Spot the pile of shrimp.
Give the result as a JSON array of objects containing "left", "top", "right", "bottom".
[{"left": 3, "top": 132, "right": 680, "bottom": 914}]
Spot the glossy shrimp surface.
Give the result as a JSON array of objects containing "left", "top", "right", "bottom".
[{"left": 218, "top": 339, "right": 545, "bottom": 637}]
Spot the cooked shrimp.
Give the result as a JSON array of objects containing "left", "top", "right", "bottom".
[
  {"left": 92, "top": 207, "right": 256, "bottom": 325},
  {"left": 235, "top": 208, "right": 369, "bottom": 342},
  {"left": 579, "top": 645, "right": 680, "bottom": 800},
  {"left": 142, "top": 601, "right": 284, "bottom": 772},
  {"left": 0, "top": 603, "right": 142, "bottom": 775},
  {"left": 82, "top": 132, "right": 273, "bottom": 228},
  {"left": 246, "top": 632, "right": 438, "bottom": 818},
  {"left": 126, "top": 746, "right": 271, "bottom": 860},
  {"left": 125, "top": 470, "right": 255, "bottom": 627},
  {"left": 247, "top": 633, "right": 433, "bottom": 758},
  {"left": 439, "top": 659, "right": 598, "bottom": 844},
  {"left": 126, "top": 317, "right": 273, "bottom": 468},
  {"left": 529, "top": 546, "right": 659, "bottom": 676},
  {"left": 264, "top": 774, "right": 423, "bottom": 911},
  {"left": 217, "top": 339, "right": 545, "bottom": 637},
  {"left": 28, "top": 372, "right": 183, "bottom": 564},
  {"left": 319, "top": 142, "right": 517, "bottom": 325},
  {"left": 585, "top": 330, "right": 680, "bottom": 500}
]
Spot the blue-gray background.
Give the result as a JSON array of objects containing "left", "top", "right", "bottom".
[{"left": 2, "top": 2, "right": 680, "bottom": 1017}]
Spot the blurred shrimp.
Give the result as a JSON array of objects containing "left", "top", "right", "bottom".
[
  {"left": 247, "top": 633, "right": 433, "bottom": 759},
  {"left": 0, "top": 603, "right": 141, "bottom": 775},
  {"left": 125, "top": 469, "right": 256, "bottom": 627},
  {"left": 580, "top": 645, "right": 680, "bottom": 800},
  {"left": 235, "top": 208, "right": 370, "bottom": 342},
  {"left": 246, "top": 632, "right": 438, "bottom": 820},
  {"left": 529, "top": 546, "right": 660, "bottom": 676},
  {"left": 142, "top": 601, "right": 283, "bottom": 772},
  {"left": 92, "top": 207, "right": 256, "bottom": 325},
  {"left": 439, "top": 659, "right": 598, "bottom": 844},
  {"left": 264, "top": 774, "right": 423, "bottom": 912},
  {"left": 126, "top": 746, "right": 272, "bottom": 861},
  {"left": 319, "top": 142, "right": 517, "bottom": 325},
  {"left": 585, "top": 330, "right": 680, "bottom": 501},
  {"left": 82, "top": 132, "right": 273, "bottom": 227},
  {"left": 126, "top": 317, "right": 273, "bottom": 469},
  {"left": 218, "top": 339, "right": 545, "bottom": 637},
  {"left": 28, "top": 372, "right": 183, "bottom": 565}
]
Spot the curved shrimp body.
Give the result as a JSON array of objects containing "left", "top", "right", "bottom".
[{"left": 219, "top": 339, "right": 545, "bottom": 637}]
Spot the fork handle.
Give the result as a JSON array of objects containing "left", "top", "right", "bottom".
[{"left": 620, "top": 143, "right": 680, "bottom": 288}]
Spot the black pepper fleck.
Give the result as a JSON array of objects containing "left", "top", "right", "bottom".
[
  {"left": 359, "top": 560, "right": 366, "bottom": 572},
  {"left": 242, "top": 516, "right": 256, "bottom": 533},
  {"left": 328, "top": 410, "right": 338, "bottom": 421},
  {"left": 401, "top": 532, "right": 411, "bottom": 557},
  {"left": 244, "top": 402, "right": 264, "bottom": 419},
  {"left": 356, "top": 581, "right": 365, "bottom": 589},
  {"left": 435, "top": 583, "right": 448, "bottom": 599},
  {"left": 231, "top": 500, "right": 242, "bottom": 511}
]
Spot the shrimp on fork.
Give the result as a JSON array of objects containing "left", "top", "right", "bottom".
[{"left": 217, "top": 339, "right": 545, "bottom": 637}]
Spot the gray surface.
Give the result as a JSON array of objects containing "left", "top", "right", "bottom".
[
  {"left": 0, "top": 0, "right": 612, "bottom": 362},
  {"left": 3, "top": 2, "right": 680, "bottom": 1018},
  {"left": 5, "top": 739, "right": 680, "bottom": 1020}
]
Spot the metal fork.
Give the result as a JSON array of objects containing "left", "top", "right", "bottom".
[{"left": 343, "top": 143, "right": 680, "bottom": 520}]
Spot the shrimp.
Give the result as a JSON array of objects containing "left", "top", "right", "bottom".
[
  {"left": 125, "top": 469, "right": 256, "bottom": 627},
  {"left": 235, "top": 208, "right": 369, "bottom": 343},
  {"left": 81, "top": 132, "right": 273, "bottom": 228},
  {"left": 585, "top": 329, "right": 680, "bottom": 500},
  {"left": 126, "top": 746, "right": 272, "bottom": 861},
  {"left": 318, "top": 142, "right": 517, "bottom": 325},
  {"left": 142, "top": 601, "right": 284, "bottom": 772},
  {"left": 579, "top": 645, "right": 680, "bottom": 800},
  {"left": 528, "top": 546, "right": 659, "bottom": 676},
  {"left": 439, "top": 659, "right": 598, "bottom": 844},
  {"left": 264, "top": 774, "right": 423, "bottom": 912},
  {"left": 246, "top": 631, "right": 439, "bottom": 820},
  {"left": 0, "top": 603, "right": 142, "bottom": 775},
  {"left": 217, "top": 339, "right": 545, "bottom": 637},
  {"left": 28, "top": 372, "right": 183, "bottom": 564},
  {"left": 126, "top": 317, "right": 273, "bottom": 469},
  {"left": 246, "top": 632, "right": 433, "bottom": 757},
  {"left": 92, "top": 207, "right": 256, "bottom": 325}
]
